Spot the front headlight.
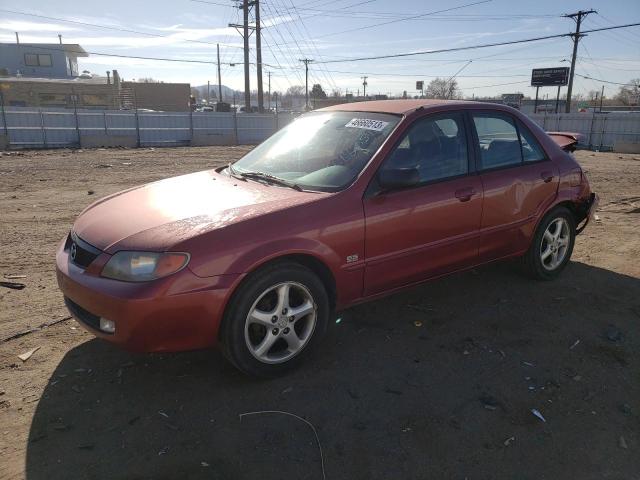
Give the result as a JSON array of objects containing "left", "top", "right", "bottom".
[{"left": 101, "top": 251, "right": 190, "bottom": 282}]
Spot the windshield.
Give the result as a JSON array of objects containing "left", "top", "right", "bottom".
[{"left": 231, "top": 111, "right": 401, "bottom": 192}]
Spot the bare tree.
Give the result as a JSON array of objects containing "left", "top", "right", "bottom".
[
  {"left": 285, "top": 85, "right": 305, "bottom": 98},
  {"left": 331, "top": 87, "right": 343, "bottom": 98},
  {"left": 137, "top": 77, "right": 161, "bottom": 83},
  {"left": 425, "top": 78, "right": 462, "bottom": 100},
  {"left": 615, "top": 78, "right": 640, "bottom": 105}
]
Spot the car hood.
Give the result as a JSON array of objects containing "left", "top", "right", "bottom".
[{"left": 73, "top": 169, "right": 326, "bottom": 253}]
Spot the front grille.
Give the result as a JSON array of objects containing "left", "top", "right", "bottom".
[
  {"left": 64, "top": 297, "right": 106, "bottom": 332},
  {"left": 65, "top": 232, "right": 102, "bottom": 268}
]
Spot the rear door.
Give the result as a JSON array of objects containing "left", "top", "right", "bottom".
[
  {"left": 471, "top": 111, "right": 559, "bottom": 261},
  {"left": 362, "top": 112, "right": 483, "bottom": 296}
]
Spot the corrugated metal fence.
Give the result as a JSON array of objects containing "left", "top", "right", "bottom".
[
  {"left": 0, "top": 106, "right": 297, "bottom": 149},
  {"left": 1, "top": 106, "right": 639, "bottom": 151},
  {"left": 529, "top": 112, "right": 640, "bottom": 151}
]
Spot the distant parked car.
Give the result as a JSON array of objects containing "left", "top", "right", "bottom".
[{"left": 56, "top": 100, "right": 597, "bottom": 377}]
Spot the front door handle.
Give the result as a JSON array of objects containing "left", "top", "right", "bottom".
[
  {"left": 455, "top": 187, "right": 476, "bottom": 202},
  {"left": 540, "top": 171, "right": 553, "bottom": 183}
]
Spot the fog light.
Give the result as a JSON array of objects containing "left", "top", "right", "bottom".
[{"left": 99, "top": 318, "right": 116, "bottom": 333}]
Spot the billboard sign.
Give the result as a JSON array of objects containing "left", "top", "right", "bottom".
[
  {"left": 531, "top": 67, "right": 570, "bottom": 87},
  {"left": 416, "top": 80, "right": 424, "bottom": 90},
  {"left": 502, "top": 93, "right": 524, "bottom": 107}
]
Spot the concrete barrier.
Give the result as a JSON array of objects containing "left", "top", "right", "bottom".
[{"left": 80, "top": 134, "right": 138, "bottom": 148}]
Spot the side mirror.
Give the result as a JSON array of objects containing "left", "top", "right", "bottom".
[{"left": 377, "top": 168, "right": 420, "bottom": 191}]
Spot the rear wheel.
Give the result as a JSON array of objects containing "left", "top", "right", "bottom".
[
  {"left": 523, "top": 207, "right": 576, "bottom": 280},
  {"left": 220, "top": 262, "right": 329, "bottom": 377}
]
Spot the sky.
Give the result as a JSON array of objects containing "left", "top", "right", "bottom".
[{"left": 0, "top": 0, "right": 639, "bottom": 100}]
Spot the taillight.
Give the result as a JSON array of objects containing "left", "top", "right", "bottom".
[{"left": 568, "top": 167, "right": 582, "bottom": 187}]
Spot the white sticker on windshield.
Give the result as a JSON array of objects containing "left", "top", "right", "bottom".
[{"left": 345, "top": 118, "right": 389, "bottom": 131}]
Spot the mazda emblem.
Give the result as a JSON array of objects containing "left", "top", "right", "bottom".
[{"left": 70, "top": 242, "right": 77, "bottom": 261}]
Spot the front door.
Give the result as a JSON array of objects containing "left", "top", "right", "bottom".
[
  {"left": 363, "top": 112, "right": 483, "bottom": 296},
  {"left": 471, "top": 112, "right": 559, "bottom": 261}
]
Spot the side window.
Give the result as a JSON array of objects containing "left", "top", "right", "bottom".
[
  {"left": 384, "top": 114, "right": 468, "bottom": 183},
  {"left": 24, "top": 53, "right": 52, "bottom": 67},
  {"left": 518, "top": 124, "right": 546, "bottom": 162},
  {"left": 24, "top": 54, "right": 38, "bottom": 66},
  {"left": 473, "top": 114, "right": 522, "bottom": 169},
  {"left": 38, "top": 54, "right": 52, "bottom": 67}
]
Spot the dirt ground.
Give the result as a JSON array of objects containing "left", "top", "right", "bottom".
[{"left": 0, "top": 147, "right": 638, "bottom": 480}]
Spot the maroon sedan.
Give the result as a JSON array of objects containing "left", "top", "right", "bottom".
[{"left": 56, "top": 100, "right": 597, "bottom": 377}]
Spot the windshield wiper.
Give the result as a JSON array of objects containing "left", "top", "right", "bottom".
[
  {"left": 236, "top": 170, "right": 303, "bottom": 192},
  {"left": 227, "top": 162, "right": 246, "bottom": 181}
]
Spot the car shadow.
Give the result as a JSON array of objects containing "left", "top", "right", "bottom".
[{"left": 26, "top": 261, "right": 639, "bottom": 479}]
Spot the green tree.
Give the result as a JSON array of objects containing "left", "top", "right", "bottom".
[{"left": 311, "top": 84, "right": 327, "bottom": 99}]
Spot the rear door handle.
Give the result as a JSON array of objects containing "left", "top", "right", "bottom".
[
  {"left": 455, "top": 187, "right": 476, "bottom": 202},
  {"left": 540, "top": 171, "right": 553, "bottom": 183}
]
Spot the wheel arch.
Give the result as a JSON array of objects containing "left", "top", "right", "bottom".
[
  {"left": 268, "top": 253, "right": 337, "bottom": 311},
  {"left": 524, "top": 199, "right": 578, "bottom": 253},
  {"left": 218, "top": 252, "right": 338, "bottom": 342}
]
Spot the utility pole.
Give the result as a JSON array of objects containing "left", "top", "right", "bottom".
[
  {"left": 242, "top": 0, "right": 250, "bottom": 111},
  {"left": 229, "top": 0, "right": 255, "bottom": 111},
  {"left": 255, "top": 0, "right": 264, "bottom": 112},
  {"left": 207, "top": 80, "right": 210, "bottom": 104},
  {"left": 300, "top": 58, "right": 313, "bottom": 110},
  {"left": 217, "top": 43, "right": 222, "bottom": 104},
  {"left": 267, "top": 71, "right": 271, "bottom": 111},
  {"left": 361, "top": 76, "right": 368, "bottom": 98},
  {"left": 564, "top": 9, "right": 597, "bottom": 113}
]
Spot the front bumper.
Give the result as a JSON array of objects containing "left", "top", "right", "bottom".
[
  {"left": 56, "top": 237, "right": 243, "bottom": 353},
  {"left": 575, "top": 193, "right": 599, "bottom": 234}
]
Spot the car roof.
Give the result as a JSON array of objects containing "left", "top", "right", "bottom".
[{"left": 317, "top": 99, "right": 503, "bottom": 115}]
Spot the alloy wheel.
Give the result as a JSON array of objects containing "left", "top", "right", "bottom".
[
  {"left": 244, "top": 282, "right": 317, "bottom": 364},
  {"left": 540, "top": 217, "right": 570, "bottom": 271}
]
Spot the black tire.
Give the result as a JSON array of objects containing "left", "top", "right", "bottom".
[
  {"left": 219, "top": 261, "right": 330, "bottom": 378},
  {"left": 523, "top": 206, "right": 576, "bottom": 281}
]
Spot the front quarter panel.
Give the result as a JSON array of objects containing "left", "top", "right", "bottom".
[{"left": 179, "top": 192, "right": 366, "bottom": 306}]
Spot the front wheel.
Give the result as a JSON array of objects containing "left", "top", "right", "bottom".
[
  {"left": 219, "top": 262, "right": 330, "bottom": 377},
  {"left": 523, "top": 207, "right": 576, "bottom": 280}
]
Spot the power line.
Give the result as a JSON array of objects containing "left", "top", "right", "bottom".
[
  {"left": 316, "top": 69, "right": 531, "bottom": 77},
  {"left": 0, "top": 8, "right": 244, "bottom": 50},
  {"left": 190, "top": 0, "right": 236, "bottom": 7},
  {"left": 264, "top": 0, "right": 331, "bottom": 90},
  {"left": 597, "top": 13, "right": 640, "bottom": 42},
  {"left": 313, "top": 22, "right": 640, "bottom": 64},
  {"left": 464, "top": 80, "right": 530, "bottom": 90},
  {"left": 280, "top": 0, "right": 338, "bottom": 91},
  {"left": 314, "top": 0, "right": 493, "bottom": 38},
  {"left": 574, "top": 74, "right": 636, "bottom": 86},
  {"left": 578, "top": 58, "right": 640, "bottom": 72},
  {"left": 260, "top": 2, "right": 307, "bottom": 87},
  {"left": 267, "top": 0, "right": 322, "bottom": 86},
  {"left": 279, "top": 4, "right": 560, "bottom": 22}
]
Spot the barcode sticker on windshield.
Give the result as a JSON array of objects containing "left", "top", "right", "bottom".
[{"left": 345, "top": 118, "right": 389, "bottom": 131}]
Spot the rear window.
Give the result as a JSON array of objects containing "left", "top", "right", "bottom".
[
  {"left": 473, "top": 114, "right": 521, "bottom": 169},
  {"left": 519, "top": 124, "right": 546, "bottom": 162}
]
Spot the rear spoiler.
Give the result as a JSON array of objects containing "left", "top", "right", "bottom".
[{"left": 547, "top": 132, "right": 583, "bottom": 152}]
